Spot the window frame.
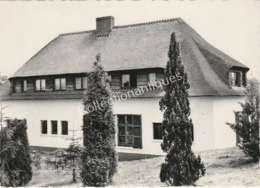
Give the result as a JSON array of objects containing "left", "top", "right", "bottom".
[
  {"left": 35, "top": 79, "right": 46, "bottom": 91},
  {"left": 23, "top": 80, "right": 27, "bottom": 92},
  {"left": 55, "top": 78, "right": 66, "bottom": 91},
  {"left": 148, "top": 73, "right": 157, "bottom": 83},
  {"left": 41, "top": 120, "right": 48, "bottom": 135},
  {"left": 51, "top": 120, "right": 58, "bottom": 135},
  {"left": 230, "top": 70, "right": 243, "bottom": 87},
  {"left": 121, "top": 74, "right": 130, "bottom": 88},
  {"left": 153, "top": 122, "right": 163, "bottom": 140},
  {"left": 117, "top": 114, "right": 142, "bottom": 149},
  {"left": 61, "top": 121, "right": 68, "bottom": 135},
  {"left": 75, "top": 77, "right": 88, "bottom": 90}
]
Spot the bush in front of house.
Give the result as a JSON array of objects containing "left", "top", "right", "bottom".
[
  {"left": 81, "top": 55, "right": 117, "bottom": 186},
  {"left": 227, "top": 78, "right": 260, "bottom": 161},
  {"left": 159, "top": 33, "right": 206, "bottom": 186},
  {"left": 0, "top": 119, "right": 33, "bottom": 187}
]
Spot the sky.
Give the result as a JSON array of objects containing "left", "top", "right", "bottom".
[{"left": 0, "top": 0, "right": 259, "bottom": 79}]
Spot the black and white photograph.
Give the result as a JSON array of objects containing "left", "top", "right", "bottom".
[{"left": 0, "top": 0, "right": 259, "bottom": 187}]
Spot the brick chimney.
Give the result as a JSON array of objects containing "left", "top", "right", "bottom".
[{"left": 96, "top": 16, "right": 114, "bottom": 35}]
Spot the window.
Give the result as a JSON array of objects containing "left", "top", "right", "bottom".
[
  {"left": 149, "top": 73, "right": 156, "bottom": 83},
  {"left": 118, "top": 115, "right": 142, "bottom": 148},
  {"left": 75, "top": 77, "right": 88, "bottom": 90},
  {"left": 122, "top": 74, "right": 130, "bottom": 88},
  {"left": 23, "top": 80, "right": 27, "bottom": 92},
  {"left": 230, "top": 71, "right": 242, "bottom": 87},
  {"left": 36, "top": 79, "right": 46, "bottom": 91},
  {"left": 83, "top": 77, "right": 88, "bottom": 89},
  {"left": 41, "top": 120, "right": 48, "bottom": 134},
  {"left": 121, "top": 74, "right": 137, "bottom": 88},
  {"left": 61, "top": 121, "right": 68, "bottom": 135},
  {"left": 75, "top": 77, "right": 82, "bottom": 89},
  {"left": 153, "top": 123, "right": 162, "bottom": 140},
  {"left": 51, "top": 121, "right": 58, "bottom": 134},
  {"left": 55, "top": 78, "right": 66, "bottom": 90}
]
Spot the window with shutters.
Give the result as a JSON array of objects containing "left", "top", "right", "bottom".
[{"left": 117, "top": 115, "right": 142, "bottom": 148}]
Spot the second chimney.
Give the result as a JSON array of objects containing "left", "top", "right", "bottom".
[{"left": 96, "top": 16, "right": 114, "bottom": 34}]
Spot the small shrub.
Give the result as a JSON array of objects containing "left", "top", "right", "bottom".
[
  {"left": 0, "top": 119, "right": 32, "bottom": 186},
  {"left": 31, "top": 151, "right": 42, "bottom": 170}
]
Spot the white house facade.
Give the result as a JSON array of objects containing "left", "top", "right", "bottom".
[{"left": 0, "top": 16, "right": 249, "bottom": 155}]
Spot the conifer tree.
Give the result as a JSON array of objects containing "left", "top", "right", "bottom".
[
  {"left": 0, "top": 119, "right": 32, "bottom": 186},
  {"left": 81, "top": 55, "right": 117, "bottom": 186},
  {"left": 227, "top": 78, "right": 259, "bottom": 161},
  {"left": 159, "top": 33, "right": 205, "bottom": 186}
]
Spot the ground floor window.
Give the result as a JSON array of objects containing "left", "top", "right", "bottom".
[
  {"left": 51, "top": 120, "right": 58, "bottom": 135},
  {"left": 153, "top": 123, "right": 163, "bottom": 140},
  {"left": 41, "top": 120, "right": 48, "bottom": 134},
  {"left": 117, "top": 115, "right": 142, "bottom": 148},
  {"left": 61, "top": 121, "right": 68, "bottom": 135}
]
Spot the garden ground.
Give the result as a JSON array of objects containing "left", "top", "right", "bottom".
[{"left": 28, "top": 147, "right": 259, "bottom": 187}]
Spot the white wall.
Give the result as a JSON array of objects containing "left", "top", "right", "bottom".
[
  {"left": 1, "top": 95, "right": 244, "bottom": 154},
  {"left": 1, "top": 99, "right": 83, "bottom": 148},
  {"left": 213, "top": 96, "right": 245, "bottom": 149}
]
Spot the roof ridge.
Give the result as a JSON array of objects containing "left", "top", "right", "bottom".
[{"left": 58, "top": 17, "right": 182, "bottom": 37}]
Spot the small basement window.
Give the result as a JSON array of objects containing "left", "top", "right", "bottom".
[
  {"left": 61, "top": 121, "right": 68, "bottom": 135},
  {"left": 41, "top": 120, "right": 48, "bottom": 134}
]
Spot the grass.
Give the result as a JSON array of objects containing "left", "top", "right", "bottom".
[{"left": 27, "top": 147, "right": 259, "bottom": 187}]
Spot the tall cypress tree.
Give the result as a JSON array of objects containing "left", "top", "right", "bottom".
[
  {"left": 81, "top": 55, "right": 117, "bottom": 186},
  {"left": 159, "top": 33, "right": 205, "bottom": 186}
]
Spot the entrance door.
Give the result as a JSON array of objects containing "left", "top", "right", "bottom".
[{"left": 118, "top": 115, "right": 142, "bottom": 149}]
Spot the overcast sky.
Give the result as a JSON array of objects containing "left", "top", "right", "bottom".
[{"left": 0, "top": 0, "right": 259, "bottom": 79}]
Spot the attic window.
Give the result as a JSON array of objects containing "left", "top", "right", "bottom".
[
  {"left": 230, "top": 71, "right": 243, "bottom": 87},
  {"left": 55, "top": 78, "right": 66, "bottom": 90},
  {"left": 36, "top": 79, "right": 46, "bottom": 91},
  {"left": 75, "top": 77, "right": 88, "bottom": 90}
]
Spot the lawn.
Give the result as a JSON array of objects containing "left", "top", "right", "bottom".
[{"left": 28, "top": 147, "right": 259, "bottom": 187}]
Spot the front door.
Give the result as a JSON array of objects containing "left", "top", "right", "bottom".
[{"left": 117, "top": 115, "right": 142, "bottom": 149}]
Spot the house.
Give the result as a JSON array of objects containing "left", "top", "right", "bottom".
[{"left": 0, "top": 16, "right": 249, "bottom": 155}]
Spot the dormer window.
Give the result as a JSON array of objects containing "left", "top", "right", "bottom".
[
  {"left": 36, "top": 79, "right": 46, "bottom": 91},
  {"left": 55, "top": 78, "right": 66, "bottom": 90},
  {"left": 229, "top": 70, "right": 246, "bottom": 87}
]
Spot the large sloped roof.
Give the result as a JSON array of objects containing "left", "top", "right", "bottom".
[{"left": 6, "top": 18, "right": 249, "bottom": 97}]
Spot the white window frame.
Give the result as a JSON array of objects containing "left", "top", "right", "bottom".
[{"left": 36, "top": 79, "right": 46, "bottom": 91}]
